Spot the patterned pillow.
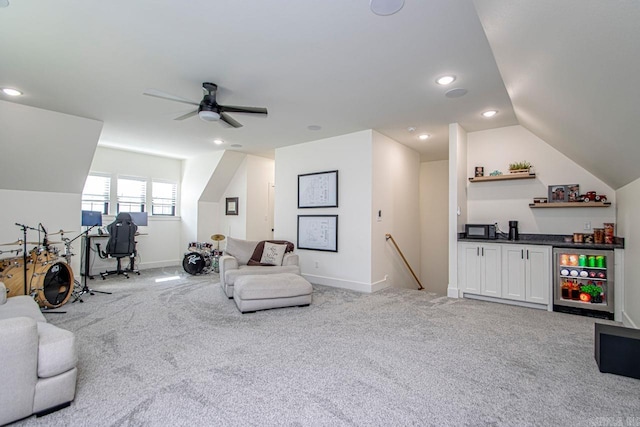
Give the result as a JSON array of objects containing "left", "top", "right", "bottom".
[
  {"left": 259, "top": 242, "right": 288, "bottom": 266},
  {"left": 247, "top": 240, "right": 294, "bottom": 266}
]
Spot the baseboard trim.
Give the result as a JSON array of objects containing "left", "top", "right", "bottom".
[
  {"left": 463, "top": 293, "right": 547, "bottom": 310},
  {"left": 302, "top": 274, "right": 378, "bottom": 293},
  {"left": 447, "top": 287, "right": 460, "bottom": 298},
  {"left": 136, "top": 260, "right": 181, "bottom": 270},
  {"left": 622, "top": 311, "right": 638, "bottom": 329}
]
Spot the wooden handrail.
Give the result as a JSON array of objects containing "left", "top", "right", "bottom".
[{"left": 385, "top": 233, "right": 424, "bottom": 290}]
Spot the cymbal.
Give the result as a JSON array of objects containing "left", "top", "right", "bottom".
[
  {"left": 211, "top": 234, "right": 226, "bottom": 241},
  {"left": 0, "top": 240, "right": 40, "bottom": 246},
  {"left": 49, "top": 230, "right": 75, "bottom": 236}
]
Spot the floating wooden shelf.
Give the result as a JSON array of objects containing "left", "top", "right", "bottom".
[
  {"left": 469, "top": 172, "right": 536, "bottom": 182},
  {"left": 529, "top": 202, "right": 611, "bottom": 208}
]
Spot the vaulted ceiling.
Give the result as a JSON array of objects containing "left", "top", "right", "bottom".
[{"left": 0, "top": 1, "right": 638, "bottom": 189}]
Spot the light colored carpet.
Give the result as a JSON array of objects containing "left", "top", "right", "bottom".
[{"left": 12, "top": 267, "right": 640, "bottom": 426}]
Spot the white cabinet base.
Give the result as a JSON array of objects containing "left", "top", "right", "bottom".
[{"left": 463, "top": 292, "right": 551, "bottom": 311}]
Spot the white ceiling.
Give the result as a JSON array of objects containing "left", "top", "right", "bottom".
[{"left": 0, "top": 1, "right": 638, "bottom": 189}]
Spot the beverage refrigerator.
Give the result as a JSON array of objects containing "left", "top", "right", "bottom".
[{"left": 553, "top": 248, "right": 614, "bottom": 320}]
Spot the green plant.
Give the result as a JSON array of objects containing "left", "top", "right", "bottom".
[
  {"left": 508, "top": 161, "right": 532, "bottom": 171},
  {"left": 580, "top": 284, "right": 603, "bottom": 297}
]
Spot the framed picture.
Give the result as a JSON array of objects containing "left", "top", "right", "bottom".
[
  {"left": 548, "top": 185, "right": 569, "bottom": 203},
  {"left": 298, "top": 170, "right": 338, "bottom": 208},
  {"left": 567, "top": 184, "right": 580, "bottom": 202},
  {"left": 297, "top": 215, "right": 338, "bottom": 252},
  {"left": 474, "top": 166, "right": 484, "bottom": 177},
  {"left": 225, "top": 197, "right": 239, "bottom": 215}
]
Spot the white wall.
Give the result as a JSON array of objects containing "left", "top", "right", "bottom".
[
  {"left": 181, "top": 151, "right": 225, "bottom": 250},
  {"left": 615, "top": 179, "right": 640, "bottom": 328},
  {"left": 420, "top": 160, "right": 449, "bottom": 295},
  {"left": 275, "top": 130, "right": 374, "bottom": 291},
  {"left": 0, "top": 190, "right": 82, "bottom": 273},
  {"left": 245, "top": 156, "right": 276, "bottom": 241},
  {"left": 0, "top": 100, "right": 103, "bottom": 194},
  {"left": 91, "top": 147, "right": 184, "bottom": 268},
  {"left": 371, "top": 131, "right": 421, "bottom": 290},
  {"left": 220, "top": 159, "right": 248, "bottom": 239},
  {"left": 466, "top": 125, "right": 615, "bottom": 234}
]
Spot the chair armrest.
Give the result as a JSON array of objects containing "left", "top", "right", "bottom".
[
  {"left": 0, "top": 317, "right": 39, "bottom": 425},
  {"left": 218, "top": 255, "right": 238, "bottom": 285},
  {"left": 283, "top": 253, "right": 299, "bottom": 266}
]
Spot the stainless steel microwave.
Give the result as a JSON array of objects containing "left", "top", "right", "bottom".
[{"left": 465, "top": 224, "right": 497, "bottom": 239}]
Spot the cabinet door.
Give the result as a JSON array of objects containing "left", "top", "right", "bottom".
[
  {"left": 525, "top": 245, "right": 551, "bottom": 304},
  {"left": 480, "top": 244, "right": 502, "bottom": 297},
  {"left": 458, "top": 243, "right": 481, "bottom": 294},
  {"left": 502, "top": 245, "right": 526, "bottom": 301}
]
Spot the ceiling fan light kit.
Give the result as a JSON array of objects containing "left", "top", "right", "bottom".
[
  {"left": 199, "top": 110, "right": 220, "bottom": 121},
  {"left": 143, "top": 82, "right": 267, "bottom": 128}
]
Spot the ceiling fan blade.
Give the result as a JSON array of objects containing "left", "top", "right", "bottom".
[
  {"left": 220, "top": 112, "right": 243, "bottom": 128},
  {"left": 143, "top": 89, "right": 200, "bottom": 106},
  {"left": 174, "top": 110, "right": 199, "bottom": 121},
  {"left": 220, "top": 105, "right": 268, "bottom": 115}
]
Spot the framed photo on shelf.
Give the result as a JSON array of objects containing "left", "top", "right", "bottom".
[
  {"left": 567, "top": 184, "right": 580, "bottom": 202},
  {"left": 297, "top": 215, "right": 338, "bottom": 252},
  {"left": 548, "top": 185, "right": 569, "bottom": 203},
  {"left": 298, "top": 170, "right": 338, "bottom": 208},
  {"left": 474, "top": 166, "right": 484, "bottom": 177},
  {"left": 225, "top": 197, "right": 239, "bottom": 215}
]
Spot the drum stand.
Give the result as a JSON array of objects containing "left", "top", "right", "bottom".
[{"left": 65, "top": 226, "right": 112, "bottom": 303}]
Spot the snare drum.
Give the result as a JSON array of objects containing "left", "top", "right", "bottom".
[
  {"left": 182, "top": 252, "right": 211, "bottom": 275},
  {"left": 30, "top": 261, "right": 73, "bottom": 308}
]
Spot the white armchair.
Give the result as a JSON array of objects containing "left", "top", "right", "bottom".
[{"left": 218, "top": 237, "right": 301, "bottom": 298}]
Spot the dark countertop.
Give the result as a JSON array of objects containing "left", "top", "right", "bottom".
[{"left": 458, "top": 233, "right": 625, "bottom": 250}]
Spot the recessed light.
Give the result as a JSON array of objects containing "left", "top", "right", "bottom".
[
  {"left": 419, "top": 134, "right": 430, "bottom": 140},
  {"left": 307, "top": 125, "right": 321, "bottom": 131},
  {"left": 436, "top": 75, "right": 456, "bottom": 85},
  {"left": 370, "top": 0, "right": 404, "bottom": 16},
  {"left": 407, "top": 127, "right": 416, "bottom": 132},
  {"left": 213, "top": 139, "right": 224, "bottom": 145},
  {"left": 445, "top": 88, "right": 468, "bottom": 98},
  {"left": 2, "top": 87, "right": 22, "bottom": 96},
  {"left": 482, "top": 110, "right": 498, "bottom": 118}
]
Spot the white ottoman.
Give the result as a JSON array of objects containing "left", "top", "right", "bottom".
[{"left": 233, "top": 273, "right": 313, "bottom": 313}]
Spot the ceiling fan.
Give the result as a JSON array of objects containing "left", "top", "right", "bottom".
[{"left": 143, "top": 82, "right": 267, "bottom": 128}]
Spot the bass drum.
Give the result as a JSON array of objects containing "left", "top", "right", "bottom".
[
  {"left": 182, "top": 252, "right": 211, "bottom": 275},
  {"left": 30, "top": 261, "right": 73, "bottom": 308},
  {"left": 0, "top": 257, "right": 33, "bottom": 297}
]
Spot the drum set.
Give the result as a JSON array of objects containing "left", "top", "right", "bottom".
[
  {"left": 181, "top": 234, "right": 225, "bottom": 275},
  {"left": 0, "top": 223, "right": 78, "bottom": 309}
]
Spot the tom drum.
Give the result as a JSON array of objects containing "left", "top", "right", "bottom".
[{"left": 0, "top": 256, "right": 33, "bottom": 297}]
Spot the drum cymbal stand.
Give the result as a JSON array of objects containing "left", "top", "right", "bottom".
[{"left": 67, "top": 226, "right": 112, "bottom": 303}]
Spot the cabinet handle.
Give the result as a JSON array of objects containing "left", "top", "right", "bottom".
[
  {"left": 521, "top": 249, "right": 524, "bottom": 259},
  {"left": 482, "top": 247, "right": 484, "bottom": 256},
  {"left": 526, "top": 250, "right": 529, "bottom": 260},
  {"left": 477, "top": 247, "right": 479, "bottom": 256}
]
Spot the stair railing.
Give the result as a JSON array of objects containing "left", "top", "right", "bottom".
[{"left": 385, "top": 233, "right": 424, "bottom": 290}]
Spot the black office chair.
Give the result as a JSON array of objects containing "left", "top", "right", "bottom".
[{"left": 97, "top": 212, "right": 139, "bottom": 279}]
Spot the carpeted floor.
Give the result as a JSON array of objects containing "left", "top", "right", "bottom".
[{"left": 12, "top": 267, "right": 640, "bottom": 426}]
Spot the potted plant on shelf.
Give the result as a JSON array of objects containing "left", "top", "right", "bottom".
[
  {"left": 508, "top": 161, "right": 532, "bottom": 174},
  {"left": 580, "top": 284, "right": 603, "bottom": 304}
]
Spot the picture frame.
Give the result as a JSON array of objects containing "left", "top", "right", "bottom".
[
  {"left": 474, "top": 166, "right": 484, "bottom": 177},
  {"left": 225, "top": 197, "right": 239, "bottom": 215},
  {"left": 298, "top": 170, "right": 338, "bottom": 208},
  {"left": 297, "top": 215, "right": 338, "bottom": 252},
  {"left": 567, "top": 184, "right": 580, "bottom": 202},
  {"left": 548, "top": 185, "right": 569, "bottom": 203}
]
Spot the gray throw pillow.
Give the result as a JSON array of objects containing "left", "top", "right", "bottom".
[{"left": 224, "top": 237, "right": 259, "bottom": 265}]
